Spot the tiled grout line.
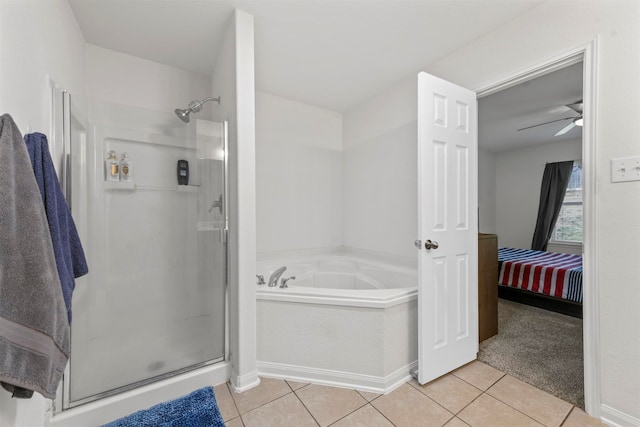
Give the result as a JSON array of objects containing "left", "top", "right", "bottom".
[
  {"left": 485, "top": 378, "right": 577, "bottom": 427},
  {"left": 241, "top": 390, "right": 312, "bottom": 425},
  {"left": 226, "top": 371, "right": 581, "bottom": 427},
  {"left": 306, "top": 389, "right": 423, "bottom": 427},
  {"left": 451, "top": 365, "right": 507, "bottom": 390},
  {"left": 558, "top": 408, "right": 572, "bottom": 427},
  {"left": 477, "top": 363, "right": 585, "bottom": 425},
  {"left": 231, "top": 379, "right": 347, "bottom": 426},
  {"left": 558, "top": 406, "right": 577, "bottom": 426},
  {"left": 286, "top": 381, "right": 324, "bottom": 426},
  {"left": 447, "top": 369, "right": 506, "bottom": 419},
  {"left": 369, "top": 403, "right": 398, "bottom": 427},
  {"left": 348, "top": 390, "right": 402, "bottom": 427},
  {"left": 285, "top": 381, "right": 320, "bottom": 426},
  {"left": 292, "top": 384, "right": 379, "bottom": 427},
  {"left": 442, "top": 373, "right": 574, "bottom": 427},
  {"left": 455, "top": 377, "right": 572, "bottom": 427},
  {"left": 291, "top": 386, "right": 321, "bottom": 426},
  {"left": 224, "top": 382, "right": 243, "bottom": 424},
  {"left": 362, "top": 381, "right": 456, "bottom": 427},
  {"left": 228, "top": 381, "right": 299, "bottom": 422},
  {"left": 402, "top": 381, "right": 456, "bottom": 424},
  {"left": 461, "top": 392, "right": 546, "bottom": 427},
  {"left": 405, "top": 378, "right": 468, "bottom": 424},
  {"left": 415, "top": 370, "right": 566, "bottom": 427},
  {"left": 293, "top": 392, "right": 320, "bottom": 426},
  {"left": 325, "top": 402, "right": 371, "bottom": 426}
]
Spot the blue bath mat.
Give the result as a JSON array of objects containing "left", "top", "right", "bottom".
[{"left": 102, "top": 387, "right": 225, "bottom": 427}]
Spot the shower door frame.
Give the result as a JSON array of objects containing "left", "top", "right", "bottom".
[{"left": 52, "top": 87, "right": 230, "bottom": 412}]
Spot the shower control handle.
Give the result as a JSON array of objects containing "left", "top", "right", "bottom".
[
  {"left": 209, "top": 194, "right": 223, "bottom": 215},
  {"left": 424, "top": 240, "right": 439, "bottom": 250}
]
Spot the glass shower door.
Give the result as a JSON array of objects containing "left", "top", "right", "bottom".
[{"left": 64, "top": 94, "right": 227, "bottom": 407}]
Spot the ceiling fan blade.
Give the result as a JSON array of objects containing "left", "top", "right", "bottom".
[
  {"left": 554, "top": 121, "right": 576, "bottom": 136},
  {"left": 517, "top": 116, "right": 574, "bottom": 132}
]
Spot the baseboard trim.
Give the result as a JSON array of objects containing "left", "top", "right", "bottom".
[
  {"left": 230, "top": 369, "right": 260, "bottom": 393},
  {"left": 256, "top": 360, "right": 417, "bottom": 394},
  {"left": 601, "top": 404, "right": 640, "bottom": 427}
]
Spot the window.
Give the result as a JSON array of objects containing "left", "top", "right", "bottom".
[{"left": 552, "top": 162, "right": 583, "bottom": 243}]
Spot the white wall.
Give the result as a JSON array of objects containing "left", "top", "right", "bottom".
[
  {"left": 256, "top": 81, "right": 416, "bottom": 261},
  {"left": 86, "top": 44, "right": 212, "bottom": 115},
  {"left": 255, "top": 76, "right": 418, "bottom": 263},
  {"left": 256, "top": 92, "right": 343, "bottom": 253},
  {"left": 0, "top": 0, "right": 85, "bottom": 146},
  {"left": 427, "top": 1, "right": 640, "bottom": 422},
  {"left": 343, "top": 78, "right": 418, "bottom": 260},
  {"left": 211, "top": 9, "right": 258, "bottom": 392},
  {"left": 495, "top": 139, "right": 582, "bottom": 249},
  {"left": 478, "top": 149, "right": 497, "bottom": 234},
  {"left": 0, "top": 2, "right": 85, "bottom": 426}
]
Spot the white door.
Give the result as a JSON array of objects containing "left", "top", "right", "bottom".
[{"left": 417, "top": 72, "right": 478, "bottom": 385}]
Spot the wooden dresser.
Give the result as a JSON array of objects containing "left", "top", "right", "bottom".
[{"left": 478, "top": 233, "right": 498, "bottom": 342}]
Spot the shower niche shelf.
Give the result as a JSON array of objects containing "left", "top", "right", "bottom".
[
  {"left": 104, "top": 181, "right": 136, "bottom": 191},
  {"left": 104, "top": 182, "right": 200, "bottom": 192},
  {"left": 197, "top": 221, "right": 223, "bottom": 231},
  {"left": 176, "top": 185, "right": 200, "bottom": 193}
]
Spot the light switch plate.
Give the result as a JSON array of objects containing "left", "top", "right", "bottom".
[{"left": 611, "top": 156, "right": 640, "bottom": 182}]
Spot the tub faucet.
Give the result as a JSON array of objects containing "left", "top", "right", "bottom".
[
  {"left": 280, "top": 276, "right": 296, "bottom": 288},
  {"left": 268, "top": 266, "right": 286, "bottom": 287}
]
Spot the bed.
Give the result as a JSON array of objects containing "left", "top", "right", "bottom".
[{"left": 498, "top": 247, "right": 583, "bottom": 318}]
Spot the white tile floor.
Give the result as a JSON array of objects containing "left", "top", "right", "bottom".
[{"left": 214, "top": 361, "right": 607, "bottom": 427}]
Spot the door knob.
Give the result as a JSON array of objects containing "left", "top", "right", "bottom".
[{"left": 424, "top": 240, "right": 439, "bottom": 250}]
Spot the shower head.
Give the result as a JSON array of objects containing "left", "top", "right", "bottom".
[
  {"left": 174, "top": 96, "right": 221, "bottom": 123},
  {"left": 174, "top": 108, "right": 191, "bottom": 123}
]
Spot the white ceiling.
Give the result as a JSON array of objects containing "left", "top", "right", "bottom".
[
  {"left": 68, "top": 0, "right": 582, "bottom": 151},
  {"left": 479, "top": 62, "right": 583, "bottom": 152}
]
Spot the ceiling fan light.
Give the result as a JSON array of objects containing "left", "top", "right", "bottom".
[{"left": 574, "top": 117, "right": 584, "bottom": 127}]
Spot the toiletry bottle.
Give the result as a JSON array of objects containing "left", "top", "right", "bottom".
[
  {"left": 177, "top": 160, "right": 189, "bottom": 185},
  {"left": 120, "top": 152, "right": 132, "bottom": 182},
  {"left": 105, "top": 150, "right": 119, "bottom": 182}
]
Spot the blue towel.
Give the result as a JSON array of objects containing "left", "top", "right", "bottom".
[{"left": 24, "top": 132, "right": 88, "bottom": 324}]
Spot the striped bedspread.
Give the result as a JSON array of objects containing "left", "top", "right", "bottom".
[{"left": 498, "top": 247, "right": 583, "bottom": 303}]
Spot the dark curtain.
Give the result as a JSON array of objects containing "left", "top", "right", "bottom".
[{"left": 531, "top": 160, "right": 574, "bottom": 251}]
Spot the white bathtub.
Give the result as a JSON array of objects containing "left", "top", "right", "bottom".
[{"left": 256, "top": 252, "right": 418, "bottom": 393}]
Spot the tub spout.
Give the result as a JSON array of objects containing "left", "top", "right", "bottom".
[{"left": 268, "top": 266, "right": 286, "bottom": 287}]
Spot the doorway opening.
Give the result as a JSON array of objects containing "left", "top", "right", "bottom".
[{"left": 474, "top": 44, "right": 598, "bottom": 415}]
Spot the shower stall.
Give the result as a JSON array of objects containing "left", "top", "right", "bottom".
[{"left": 54, "top": 88, "right": 229, "bottom": 411}]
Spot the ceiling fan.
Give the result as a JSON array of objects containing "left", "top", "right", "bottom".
[{"left": 517, "top": 100, "right": 583, "bottom": 136}]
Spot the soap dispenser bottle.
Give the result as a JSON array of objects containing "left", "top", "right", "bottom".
[
  {"left": 105, "top": 150, "right": 119, "bottom": 182},
  {"left": 119, "top": 152, "right": 132, "bottom": 182}
]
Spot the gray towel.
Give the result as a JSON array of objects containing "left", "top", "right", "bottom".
[{"left": 0, "top": 114, "right": 70, "bottom": 399}]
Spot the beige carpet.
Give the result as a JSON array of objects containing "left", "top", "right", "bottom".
[{"left": 478, "top": 298, "right": 584, "bottom": 408}]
